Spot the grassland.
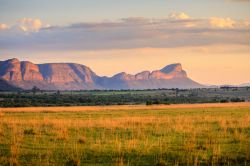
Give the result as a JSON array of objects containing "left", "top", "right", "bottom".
[{"left": 0, "top": 103, "right": 249, "bottom": 165}]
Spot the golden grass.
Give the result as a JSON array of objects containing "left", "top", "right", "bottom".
[
  {"left": 1, "top": 102, "right": 250, "bottom": 112},
  {"left": 0, "top": 103, "right": 249, "bottom": 165}
]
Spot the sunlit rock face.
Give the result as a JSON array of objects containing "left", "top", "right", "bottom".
[
  {"left": 0, "top": 58, "right": 22, "bottom": 81},
  {"left": 0, "top": 58, "right": 204, "bottom": 90},
  {"left": 21, "top": 61, "right": 43, "bottom": 81}
]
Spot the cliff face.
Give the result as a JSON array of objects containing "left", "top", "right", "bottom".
[
  {"left": 0, "top": 58, "right": 23, "bottom": 81},
  {"left": 0, "top": 58, "right": 100, "bottom": 90},
  {"left": 21, "top": 61, "right": 44, "bottom": 81},
  {"left": 0, "top": 58, "right": 204, "bottom": 90},
  {"left": 97, "top": 63, "right": 201, "bottom": 89}
]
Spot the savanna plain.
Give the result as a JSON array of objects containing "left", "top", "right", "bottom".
[{"left": 0, "top": 103, "right": 249, "bottom": 166}]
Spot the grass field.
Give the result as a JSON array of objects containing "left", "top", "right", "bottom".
[{"left": 0, "top": 103, "right": 249, "bottom": 165}]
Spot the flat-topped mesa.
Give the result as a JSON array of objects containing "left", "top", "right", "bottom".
[
  {"left": 0, "top": 58, "right": 203, "bottom": 90},
  {"left": 0, "top": 58, "right": 44, "bottom": 82},
  {"left": 38, "top": 63, "right": 98, "bottom": 84}
]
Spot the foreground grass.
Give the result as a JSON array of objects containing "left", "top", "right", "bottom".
[{"left": 0, "top": 103, "right": 249, "bottom": 165}]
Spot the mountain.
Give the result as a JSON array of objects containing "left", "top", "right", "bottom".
[
  {"left": 239, "top": 83, "right": 250, "bottom": 87},
  {"left": 0, "top": 78, "right": 21, "bottom": 91},
  {"left": 97, "top": 63, "right": 202, "bottom": 89},
  {"left": 0, "top": 58, "right": 204, "bottom": 90}
]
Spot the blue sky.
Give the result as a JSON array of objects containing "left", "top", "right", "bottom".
[
  {"left": 1, "top": 0, "right": 250, "bottom": 25},
  {"left": 0, "top": 0, "right": 250, "bottom": 84}
]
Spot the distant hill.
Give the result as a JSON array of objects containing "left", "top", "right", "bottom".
[
  {"left": 0, "top": 78, "right": 21, "bottom": 91},
  {"left": 0, "top": 58, "right": 204, "bottom": 90},
  {"left": 240, "top": 83, "right": 250, "bottom": 87}
]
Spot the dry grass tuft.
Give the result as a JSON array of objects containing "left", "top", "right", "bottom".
[
  {"left": 55, "top": 128, "right": 69, "bottom": 141},
  {"left": 0, "top": 126, "right": 4, "bottom": 137},
  {"left": 78, "top": 137, "right": 86, "bottom": 144}
]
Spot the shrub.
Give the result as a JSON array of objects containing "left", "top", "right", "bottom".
[
  {"left": 230, "top": 98, "right": 245, "bottom": 102},
  {"left": 155, "top": 161, "right": 167, "bottom": 166},
  {"left": 66, "top": 159, "right": 80, "bottom": 166},
  {"left": 220, "top": 99, "right": 229, "bottom": 103},
  {"left": 24, "top": 128, "right": 35, "bottom": 135},
  {"left": 146, "top": 101, "right": 152, "bottom": 105}
]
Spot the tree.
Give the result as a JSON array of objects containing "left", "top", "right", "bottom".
[
  {"left": 146, "top": 101, "right": 152, "bottom": 105},
  {"left": 32, "top": 86, "right": 40, "bottom": 95}
]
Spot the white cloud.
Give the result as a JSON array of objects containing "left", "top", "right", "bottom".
[
  {"left": 209, "top": 17, "right": 235, "bottom": 28},
  {"left": 0, "top": 14, "right": 249, "bottom": 51},
  {"left": 0, "top": 24, "right": 9, "bottom": 30},
  {"left": 18, "top": 18, "right": 43, "bottom": 32},
  {"left": 169, "top": 12, "right": 190, "bottom": 20},
  {"left": 242, "top": 20, "right": 250, "bottom": 26}
]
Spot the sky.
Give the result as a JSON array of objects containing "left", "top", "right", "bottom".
[{"left": 0, "top": 0, "right": 250, "bottom": 85}]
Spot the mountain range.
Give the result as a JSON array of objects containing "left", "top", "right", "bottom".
[{"left": 0, "top": 58, "right": 204, "bottom": 90}]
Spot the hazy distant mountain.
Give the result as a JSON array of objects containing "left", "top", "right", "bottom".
[
  {"left": 0, "top": 58, "right": 204, "bottom": 90},
  {"left": 239, "top": 83, "right": 250, "bottom": 87},
  {"left": 0, "top": 78, "right": 21, "bottom": 91},
  {"left": 97, "top": 63, "right": 202, "bottom": 89}
]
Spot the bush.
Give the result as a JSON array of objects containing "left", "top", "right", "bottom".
[
  {"left": 230, "top": 98, "right": 245, "bottom": 102},
  {"left": 146, "top": 101, "right": 152, "bottom": 105},
  {"left": 220, "top": 99, "right": 229, "bottom": 103},
  {"left": 155, "top": 161, "right": 167, "bottom": 166},
  {"left": 24, "top": 128, "right": 35, "bottom": 135},
  {"left": 66, "top": 159, "right": 80, "bottom": 166}
]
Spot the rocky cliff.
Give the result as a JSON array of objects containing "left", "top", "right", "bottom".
[{"left": 0, "top": 58, "right": 204, "bottom": 90}]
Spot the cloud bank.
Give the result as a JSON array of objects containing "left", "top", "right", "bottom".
[
  {"left": 0, "top": 13, "right": 249, "bottom": 52},
  {"left": 209, "top": 18, "right": 235, "bottom": 28},
  {"left": 18, "top": 18, "right": 43, "bottom": 32},
  {"left": 0, "top": 24, "right": 9, "bottom": 30},
  {"left": 169, "top": 12, "right": 190, "bottom": 20}
]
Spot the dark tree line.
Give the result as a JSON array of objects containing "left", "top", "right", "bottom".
[{"left": 0, "top": 89, "right": 246, "bottom": 107}]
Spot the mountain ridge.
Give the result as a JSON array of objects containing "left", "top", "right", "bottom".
[{"left": 0, "top": 58, "right": 204, "bottom": 90}]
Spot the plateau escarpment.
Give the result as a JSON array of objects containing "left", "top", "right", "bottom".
[{"left": 0, "top": 58, "right": 204, "bottom": 90}]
